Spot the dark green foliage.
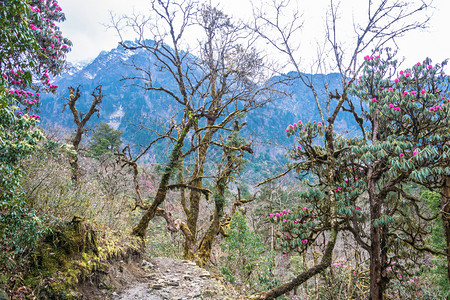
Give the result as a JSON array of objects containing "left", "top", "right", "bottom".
[
  {"left": 88, "top": 122, "right": 123, "bottom": 157},
  {"left": 220, "top": 211, "right": 279, "bottom": 294},
  {"left": 0, "top": 0, "right": 71, "bottom": 284},
  {"left": 421, "top": 191, "right": 450, "bottom": 296}
]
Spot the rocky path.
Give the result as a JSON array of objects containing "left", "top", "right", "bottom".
[{"left": 112, "top": 257, "right": 241, "bottom": 300}]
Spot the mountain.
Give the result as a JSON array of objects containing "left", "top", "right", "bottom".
[{"left": 39, "top": 41, "right": 359, "bottom": 179}]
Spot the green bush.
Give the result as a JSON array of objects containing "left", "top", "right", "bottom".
[{"left": 219, "top": 211, "right": 279, "bottom": 294}]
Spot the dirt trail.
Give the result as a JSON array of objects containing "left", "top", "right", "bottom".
[{"left": 89, "top": 257, "right": 241, "bottom": 300}]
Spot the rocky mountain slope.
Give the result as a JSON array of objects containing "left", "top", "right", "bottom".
[{"left": 38, "top": 41, "right": 359, "bottom": 181}]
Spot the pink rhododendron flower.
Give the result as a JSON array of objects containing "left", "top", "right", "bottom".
[
  {"left": 399, "top": 153, "right": 404, "bottom": 157},
  {"left": 388, "top": 104, "right": 394, "bottom": 108},
  {"left": 394, "top": 107, "right": 401, "bottom": 111},
  {"left": 413, "top": 150, "right": 418, "bottom": 156},
  {"left": 416, "top": 62, "right": 421, "bottom": 66},
  {"left": 269, "top": 214, "right": 274, "bottom": 218},
  {"left": 297, "top": 146, "right": 301, "bottom": 149},
  {"left": 388, "top": 88, "right": 394, "bottom": 91},
  {"left": 399, "top": 70, "right": 404, "bottom": 75},
  {"left": 372, "top": 98, "right": 377, "bottom": 102},
  {"left": 436, "top": 105, "right": 442, "bottom": 110},
  {"left": 428, "top": 64, "right": 433, "bottom": 69},
  {"left": 411, "top": 91, "right": 416, "bottom": 96},
  {"left": 394, "top": 78, "right": 399, "bottom": 83},
  {"left": 430, "top": 107, "right": 436, "bottom": 111},
  {"left": 403, "top": 91, "right": 409, "bottom": 96}
]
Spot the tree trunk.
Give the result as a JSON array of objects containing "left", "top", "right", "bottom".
[
  {"left": 197, "top": 180, "right": 226, "bottom": 267},
  {"left": 69, "top": 155, "right": 79, "bottom": 185},
  {"left": 248, "top": 227, "right": 338, "bottom": 299},
  {"left": 442, "top": 175, "right": 450, "bottom": 285},
  {"left": 369, "top": 204, "right": 383, "bottom": 300},
  {"left": 131, "top": 122, "right": 192, "bottom": 238},
  {"left": 368, "top": 187, "right": 388, "bottom": 300},
  {"left": 183, "top": 123, "right": 215, "bottom": 259}
]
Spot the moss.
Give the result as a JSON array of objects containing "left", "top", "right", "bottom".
[{"left": 23, "top": 217, "right": 141, "bottom": 299}]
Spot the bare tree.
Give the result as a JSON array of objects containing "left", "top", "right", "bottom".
[
  {"left": 63, "top": 85, "right": 103, "bottom": 185},
  {"left": 112, "top": 0, "right": 282, "bottom": 265}
]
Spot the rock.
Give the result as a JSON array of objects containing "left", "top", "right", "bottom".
[
  {"left": 144, "top": 272, "right": 157, "bottom": 279},
  {"left": 116, "top": 257, "right": 240, "bottom": 299},
  {"left": 142, "top": 259, "right": 154, "bottom": 268},
  {"left": 187, "top": 290, "right": 201, "bottom": 298},
  {"left": 150, "top": 283, "right": 164, "bottom": 290},
  {"left": 199, "top": 271, "right": 210, "bottom": 278},
  {"left": 167, "top": 280, "right": 179, "bottom": 287},
  {"left": 182, "top": 260, "right": 197, "bottom": 266}
]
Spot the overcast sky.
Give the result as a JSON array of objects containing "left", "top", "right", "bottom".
[{"left": 57, "top": 0, "right": 450, "bottom": 71}]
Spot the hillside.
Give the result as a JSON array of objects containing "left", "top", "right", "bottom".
[{"left": 39, "top": 41, "right": 357, "bottom": 151}]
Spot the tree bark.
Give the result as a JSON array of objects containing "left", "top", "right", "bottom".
[
  {"left": 196, "top": 179, "right": 226, "bottom": 267},
  {"left": 248, "top": 227, "right": 338, "bottom": 299},
  {"left": 369, "top": 200, "right": 383, "bottom": 300},
  {"left": 442, "top": 175, "right": 450, "bottom": 285},
  {"left": 131, "top": 122, "right": 192, "bottom": 238},
  {"left": 183, "top": 122, "right": 215, "bottom": 259}
]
